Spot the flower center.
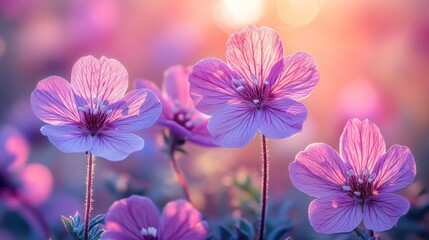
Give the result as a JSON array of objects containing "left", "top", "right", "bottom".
[
  {"left": 342, "top": 168, "right": 378, "bottom": 202},
  {"left": 77, "top": 98, "right": 112, "bottom": 136},
  {"left": 232, "top": 74, "right": 270, "bottom": 110},
  {"left": 141, "top": 226, "right": 158, "bottom": 240},
  {"left": 171, "top": 99, "right": 198, "bottom": 130}
]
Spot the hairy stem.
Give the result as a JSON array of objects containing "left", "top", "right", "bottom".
[
  {"left": 169, "top": 132, "right": 191, "bottom": 202},
  {"left": 84, "top": 152, "right": 95, "bottom": 240},
  {"left": 258, "top": 134, "right": 269, "bottom": 240}
]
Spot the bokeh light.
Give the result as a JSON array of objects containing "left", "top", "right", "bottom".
[
  {"left": 276, "top": 0, "right": 324, "bottom": 27},
  {"left": 214, "top": 0, "right": 264, "bottom": 30}
]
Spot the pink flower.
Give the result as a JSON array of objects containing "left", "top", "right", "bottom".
[
  {"left": 135, "top": 65, "right": 214, "bottom": 146},
  {"left": 0, "top": 125, "right": 52, "bottom": 205},
  {"left": 189, "top": 25, "right": 319, "bottom": 147},
  {"left": 31, "top": 56, "right": 162, "bottom": 161},
  {"left": 289, "top": 119, "right": 416, "bottom": 233},
  {"left": 102, "top": 195, "right": 208, "bottom": 240}
]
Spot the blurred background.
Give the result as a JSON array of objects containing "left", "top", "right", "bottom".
[{"left": 1, "top": 0, "right": 429, "bottom": 239}]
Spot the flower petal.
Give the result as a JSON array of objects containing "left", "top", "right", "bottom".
[
  {"left": 159, "top": 200, "right": 208, "bottom": 240},
  {"left": 363, "top": 193, "right": 410, "bottom": 232},
  {"left": 71, "top": 56, "right": 128, "bottom": 105},
  {"left": 226, "top": 25, "right": 283, "bottom": 84},
  {"left": 189, "top": 58, "right": 242, "bottom": 115},
  {"left": 31, "top": 76, "right": 80, "bottom": 125},
  {"left": 309, "top": 195, "right": 362, "bottom": 234},
  {"left": 268, "top": 52, "right": 319, "bottom": 100},
  {"left": 90, "top": 132, "right": 144, "bottom": 161},
  {"left": 103, "top": 195, "right": 160, "bottom": 239},
  {"left": 135, "top": 79, "right": 170, "bottom": 121},
  {"left": 160, "top": 119, "right": 215, "bottom": 147},
  {"left": 373, "top": 145, "right": 416, "bottom": 192},
  {"left": 40, "top": 125, "right": 92, "bottom": 153},
  {"left": 108, "top": 89, "right": 162, "bottom": 132},
  {"left": 163, "top": 65, "right": 194, "bottom": 107},
  {"left": 207, "top": 103, "right": 260, "bottom": 148},
  {"left": 186, "top": 119, "right": 216, "bottom": 146},
  {"left": 339, "top": 119, "right": 386, "bottom": 173},
  {"left": 259, "top": 98, "right": 307, "bottom": 139},
  {"left": 289, "top": 143, "right": 348, "bottom": 197}
]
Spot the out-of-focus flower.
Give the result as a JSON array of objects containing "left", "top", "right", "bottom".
[
  {"left": 136, "top": 65, "right": 214, "bottom": 146},
  {"left": 102, "top": 195, "right": 208, "bottom": 240},
  {"left": 289, "top": 119, "right": 416, "bottom": 233},
  {"left": 189, "top": 25, "right": 319, "bottom": 148},
  {"left": 0, "top": 125, "right": 52, "bottom": 205},
  {"left": 31, "top": 56, "right": 162, "bottom": 161}
]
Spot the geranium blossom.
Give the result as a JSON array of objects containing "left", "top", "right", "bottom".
[
  {"left": 189, "top": 25, "right": 319, "bottom": 147},
  {"left": 31, "top": 56, "right": 162, "bottom": 161},
  {"left": 0, "top": 125, "right": 53, "bottom": 205},
  {"left": 102, "top": 195, "right": 208, "bottom": 240},
  {"left": 135, "top": 65, "right": 214, "bottom": 146},
  {"left": 289, "top": 119, "right": 416, "bottom": 233}
]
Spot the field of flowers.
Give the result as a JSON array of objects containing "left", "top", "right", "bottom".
[{"left": 1, "top": 1, "right": 428, "bottom": 239}]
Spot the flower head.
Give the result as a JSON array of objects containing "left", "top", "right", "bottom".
[
  {"left": 0, "top": 125, "right": 52, "bottom": 205},
  {"left": 189, "top": 25, "right": 319, "bottom": 147},
  {"left": 135, "top": 65, "right": 214, "bottom": 146},
  {"left": 102, "top": 195, "right": 208, "bottom": 240},
  {"left": 31, "top": 56, "right": 162, "bottom": 161},
  {"left": 289, "top": 119, "right": 416, "bottom": 233}
]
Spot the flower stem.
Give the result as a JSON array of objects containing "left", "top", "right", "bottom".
[
  {"left": 168, "top": 132, "right": 191, "bottom": 202},
  {"left": 258, "top": 134, "right": 269, "bottom": 240},
  {"left": 84, "top": 152, "right": 95, "bottom": 240}
]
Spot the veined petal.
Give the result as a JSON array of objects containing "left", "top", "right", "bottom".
[
  {"left": 309, "top": 195, "right": 362, "bottom": 234},
  {"left": 40, "top": 125, "right": 92, "bottom": 153},
  {"left": 159, "top": 200, "right": 208, "bottom": 240},
  {"left": 207, "top": 104, "right": 260, "bottom": 148},
  {"left": 289, "top": 143, "right": 348, "bottom": 197},
  {"left": 226, "top": 25, "right": 283, "bottom": 84},
  {"left": 268, "top": 52, "right": 319, "bottom": 100},
  {"left": 71, "top": 56, "right": 128, "bottom": 105},
  {"left": 373, "top": 145, "right": 416, "bottom": 193},
  {"left": 363, "top": 193, "right": 410, "bottom": 232},
  {"left": 31, "top": 76, "right": 80, "bottom": 125},
  {"left": 103, "top": 195, "right": 160, "bottom": 239},
  {"left": 91, "top": 132, "right": 144, "bottom": 161},
  {"left": 189, "top": 58, "right": 242, "bottom": 115},
  {"left": 259, "top": 98, "right": 307, "bottom": 139},
  {"left": 340, "top": 119, "right": 386, "bottom": 173},
  {"left": 135, "top": 79, "right": 170, "bottom": 121},
  {"left": 163, "top": 65, "right": 194, "bottom": 108},
  {"left": 108, "top": 89, "right": 162, "bottom": 132}
]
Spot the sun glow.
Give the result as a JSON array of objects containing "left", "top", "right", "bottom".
[
  {"left": 277, "top": 0, "right": 324, "bottom": 27},
  {"left": 214, "top": 0, "right": 264, "bottom": 29}
]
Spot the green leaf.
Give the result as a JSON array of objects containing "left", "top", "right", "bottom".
[{"left": 61, "top": 215, "right": 75, "bottom": 236}]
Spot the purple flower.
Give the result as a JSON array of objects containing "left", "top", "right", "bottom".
[
  {"left": 289, "top": 119, "right": 416, "bottom": 233},
  {"left": 189, "top": 25, "right": 319, "bottom": 147},
  {"left": 102, "top": 195, "right": 208, "bottom": 240},
  {"left": 31, "top": 56, "right": 162, "bottom": 161},
  {"left": 0, "top": 125, "right": 53, "bottom": 205},
  {"left": 135, "top": 65, "right": 214, "bottom": 146}
]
